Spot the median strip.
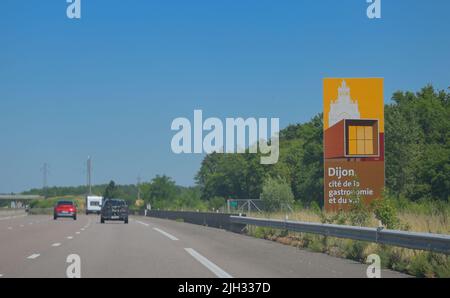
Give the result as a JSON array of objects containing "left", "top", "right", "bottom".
[
  {"left": 153, "top": 227, "right": 178, "bottom": 241},
  {"left": 184, "top": 248, "right": 232, "bottom": 278}
]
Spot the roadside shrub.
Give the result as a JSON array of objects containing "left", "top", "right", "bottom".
[
  {"left": 344, "top": 241, "right": 368, "bottom": 262},
  {"left": 29, "top": 196, "right": 83, "bottom": 209},
  {"left": 348, "top": 199, "right": 371, "bottom": 226},
  {"left": 372, "top": 198, "right": 400, "bottom": 229},
  {"left": 429, "top": 253, "right": 450, "bottom": 278},
  {"left": 309, "top": 201, "right": 322, "bottom": 215},
  {"left": 29, "top": 200, "right": 39, "bottom": 208},
  {"left": 308, "top": 235, "right": 326, "bottom": 253},
  {"left": 408, "top": 253, "right": 435, "bottom": 277},
  {"left": 253, "top": 227, "right": 276, "bottom": 239},
  {"left": 319, "top": 211, "right": 347, "bottom": 225},
  {"left": 408, "top": 252, "right": 450, "bottom": 278},
  {"left": 376, "top": 246, "right": 408, "bottom": 272}
]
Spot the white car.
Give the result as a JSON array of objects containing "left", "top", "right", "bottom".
[{"left": 85, "top": 195, "right": 103, "bottom": 215}]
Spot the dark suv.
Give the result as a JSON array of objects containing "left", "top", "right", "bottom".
[{"left": 100, "top": 199, "right": 128, "bottom": 224}]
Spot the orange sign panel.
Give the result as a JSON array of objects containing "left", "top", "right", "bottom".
[{"left": 323, "top": 78, "right": 384, "bottom": 212}]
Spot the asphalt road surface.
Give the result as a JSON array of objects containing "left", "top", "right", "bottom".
[{"left": 0, "top": 214, "right": 409, "bottom": 278}]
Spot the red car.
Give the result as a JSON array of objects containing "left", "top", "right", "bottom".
[{"left": 54, "top": 200, "right": 77, "bottom": 220}]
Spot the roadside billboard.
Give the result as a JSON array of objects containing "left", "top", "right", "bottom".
[{"left": 323, "top": 78, "right": 384, "bottom": 212}]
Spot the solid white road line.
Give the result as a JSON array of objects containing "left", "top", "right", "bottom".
[
  {"left": 67, "top": 236, "right": 73, "bottom": 240},
  {"left": 27, "top": 254, "right": 40, "bottom": 260},
  {"left": 184, "top": 248, "right": 232, "bottom": 278},
  {"left": 153, "top": 227, "right": 179, "bottom": 241},
  {"left": 136, "top": 220, "right": 150, "bottom": 227},
  {"left": 52, "top": 243, "right": 61, "bottom": 247}
]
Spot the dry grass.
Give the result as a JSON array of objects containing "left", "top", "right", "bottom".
[
  {"left": 249, "top": 208, "right": 449, "bottom": 234},
  {"left": 398, "top": 212, "right": 449, "bottom": 234}
]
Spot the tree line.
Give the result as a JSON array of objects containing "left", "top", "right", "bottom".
[
  {"left": 23, "top": 85, "right": 449, "bottom": 210},
  {"left": 196, "top": 85, "right": 449, "bottom": 207}
]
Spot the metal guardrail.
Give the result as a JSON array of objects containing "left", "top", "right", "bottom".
[
  {"left": 146, "top": 210, "right": 247, "bottom": 233},
  {"left": 230, "top": 216, "right": 450, "bottom": 254}
]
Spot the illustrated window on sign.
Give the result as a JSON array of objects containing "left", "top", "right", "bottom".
[{"left": 345, "top": 119, "right": 379, "bottom": 157}]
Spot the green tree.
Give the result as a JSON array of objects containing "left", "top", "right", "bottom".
[
  {"left": 142, "top": 175, "right": 178, "bottom": 209},
  {"left": 260, "top": 177, "right": 294, "bottom": 212},
  {"left": 103, "top": 180, "right": 118, "bottom": 199},
  {"left": 196, "top": 153, "right": 248, "bottom": 200},
  {"left": 385, "top": 85, "right": 449, "bottom": 201},
  {"left": 209, "top": 196, "right": 226, "bottom": 211}
]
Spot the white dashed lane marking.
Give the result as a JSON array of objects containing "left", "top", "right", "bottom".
[
  {"left": 52, "top": 243, "right": 61, "bottom": 247},
  {"left": 153, "top": 227, "right": 179, "bottom": 241},
  {"left": 184, "top": 248, "right": 232, "bottom": 278},
  {"left": 26, "top": 254, "right": 40, "bottom": 260},
  {"left": 67, "top": 236, "right": 73, "bottom": 240},
  {"left": 136, "top": 220, "right": 150, "bottom": 227}
]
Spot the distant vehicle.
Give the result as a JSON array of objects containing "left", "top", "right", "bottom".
[
  {"left": 100, "top": 199, "right": 128, "bottom": 224},
  {"left": 85, "top": 195, "right": 103, "bottom": 215},
  {"left": 54, "top": 200, "right": 77, "bottom": 220}
]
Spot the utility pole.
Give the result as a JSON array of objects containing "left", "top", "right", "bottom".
[
  {"left": 137, "top": 175, "right": 141, "bottom": 201},
  {"left": 41, "top": 163, "right": 49, "bottom": 198},
  {"left": 87, "top": 156, "right": 92, "bottom": 195}
]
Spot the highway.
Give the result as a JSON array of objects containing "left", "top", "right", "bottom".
[{"left": 0, "top": 214, "right": 409, "bottom": 278}]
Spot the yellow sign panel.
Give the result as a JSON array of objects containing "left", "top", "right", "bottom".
[
  {"left": 323, "top": 78, "right": 384, "bottom": 212},
  {"left": 323, "top": 78, "right": 384, "bottom": 132}
]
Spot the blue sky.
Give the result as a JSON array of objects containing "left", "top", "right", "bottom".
[{"left": 1, "top": 0, "right": 449, "bottom": 193}]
